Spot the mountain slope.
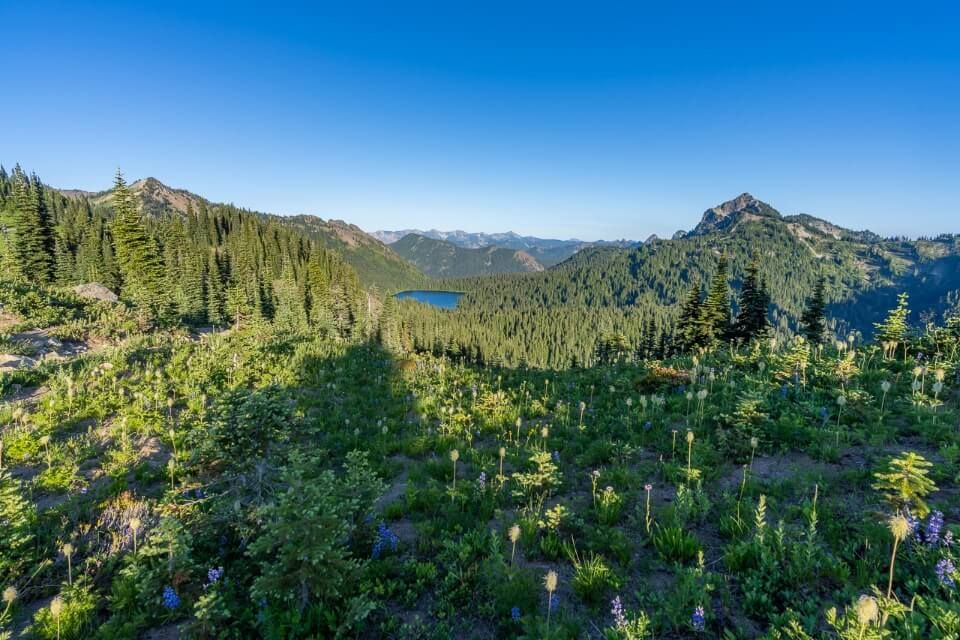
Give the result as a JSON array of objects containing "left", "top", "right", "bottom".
[
  {"left": 60, "top": 178, "right": 423, "bottom": 290},
  {"left": 399, "top": 194, "right": 960, "bottom": 367},
  {"left": 390, "top": 233, "right": 545, "bottom": 277},
  {"left": 374, "top": 228, "right": 637, "bottom": 267}
]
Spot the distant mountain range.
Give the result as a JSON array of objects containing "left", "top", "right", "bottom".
[
  {"left": 58, "top": 178, "right": 424, "bottom": 291},
  {"left": 390, "top": 233, "right": 546, "bottom": 278},
  {"left": 455, "top": 191, "right": 960, "bottom": 336},
  {"left": 372, "top": 228, "right": 637, "bottom": 267}
]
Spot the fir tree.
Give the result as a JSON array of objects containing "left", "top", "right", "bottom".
[
  {"left": 8, "top": 165, "right": 54, "bottom": 282},
  {"left": 874, "top": 292, "right": 911, "bottom": 345},
  {"left": 698, "top": 255, "right": 731, "bottom": 347},
  {"left": 731, "top": 254, "right": 771, "bottom": 342},
  {"left": 676, "top": 279, "right": 703, "bottom": 352},
  {"left": 205, "top": 251, "right": 226, "bottom": 326},
  {"left": 111, "top": 171, "right": 168, "bottom": 316},
  {"left": 800, "top": 276, "right": 828, "bottom": 345}
]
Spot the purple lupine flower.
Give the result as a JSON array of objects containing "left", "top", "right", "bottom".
[
  {"left": 611, "top": 596, "right": 626, "bottom": 628},
  {"left": 510, "top": 606, "right": 521, "bottom": 621},
  {"left": 552, "top": 451, "right": 561, "bottom": 463},
  {"left": 643, "top": 421, "right": 652, "bottom": 431},
  {"left": 818, "top": 406, "right": 829, "bottom": 423},
  {"left": 936, "top": 558, "right": 956, "bottom": 587},
  {"left": 372, "top": 523, "right": 399, "bottom": 559},
  {"left": 925, "top": 511, "right": 944, "bottom": 546},
  {"left": 206, "top": 566, "right": 224, "bottom": 587},
  {"left": 691, "top": 605, "right": 706, "bottom": 632},
  {"left": 906, "top": 511, "right": 922, "bottom": 542},
  {"left": 478, "top": 472, "right": 487, "bottom": 490},
  {"left": 944, "top": 531, "right": 954, "bottom": 547},
  {"left": 779, "top": 384, "right": 789, "bottom": 399},
  {"left": 162, "top": 586, "right": 181, "bottom": 610}
]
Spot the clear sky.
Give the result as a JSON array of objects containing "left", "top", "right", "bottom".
[{"left": 2, "top": 1, "right": 957, "bottom": 241}]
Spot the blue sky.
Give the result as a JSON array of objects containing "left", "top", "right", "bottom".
[{"left": 2, "top": 1, "right": 957, "bottom": 240}]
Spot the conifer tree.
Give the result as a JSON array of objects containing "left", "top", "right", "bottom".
[
  {"left": 205, "top": 251, "right": 226, "bottom": 326},
  {"left": 697, "top": 255, "right": 731, "bottom": 346},
  {"left": 800, "top": 276, "right": 828, "bottom": 345},
  {"left": 8, "top": 165, "right": 54, "bottom": 282},
  {"left": 676, "top": 279, "right": 703, "bottom": 352},
  {"left": 874, "top": 292, "right": 911, "bottom": 345},
  {"left": 273, "top": 258, "right": 308, "bottom": 332},
  {"left": 111, "top": 171, "right": 168, "bottom": 316},
  {"left": 731, "top": 254, "right": 771, "bottom": 342}
]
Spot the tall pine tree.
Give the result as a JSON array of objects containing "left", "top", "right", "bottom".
[
  {"left": 111, "top": 171, "right": 168, "bottom": 316},
  {"left": 731, "top": 254, "right": 771, "bottom": 342},
  {"left": 697, "top": 254, "right": 731, "bottom": 347},
  {"left": 800, "top": 276, "right": 828, "bottom": 345}
]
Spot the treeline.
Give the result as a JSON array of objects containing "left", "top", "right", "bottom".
[{"left": 0, "top": 165, "right": 371, "bottom": 336}]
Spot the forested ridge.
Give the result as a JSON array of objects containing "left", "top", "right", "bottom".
[
  {"left": 390, "top": 233, "right": 545, "bottom": 278},
  {"left": 0, "top": 165, "right": 373, "bottom": 338},
  {"left": 392, "top": 195, "right": 960, "bottom": 368}
]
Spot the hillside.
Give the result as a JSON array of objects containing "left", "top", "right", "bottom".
[
  {"left": 374, "top": 228, "right": 637, "bottom": 267},
  {"left": 2, "top": 278, "right": 959, "bottom": 639},
  {"left": 398, "top": 194, "right": 960, "bottom": 367},
  {"left": 390, "top": 233, "right": 545, "bottom": 277},
  {"left": 60, "top": 178, "right": 423, "bottom": 291}
]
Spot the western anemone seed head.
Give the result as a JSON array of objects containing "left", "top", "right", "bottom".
[
  {"left": 62, "top": 543, "right": 74, "bottom": 557},
  {"left": 837, "top": 395, "right": 847, "bottom": 406},
  {"left": 935, "top": 369, "right": 946, "bottom": 382},
  {"left": 933, "top": 381, "right": 944, "bottom": 394},
  {"left": 450, "top": 449, "right": 459, "bottom": 463},
  {"left": 644, "top": 483, "right": 653, "bottom": 491},
  {"left": 881, "top": 380, "right": 891, "bottom": 392},
  {"left": 516, "top": 417, "right": 522, "bottom": 428},
  {"left": 39, "top": 434, "right": 50, "bottom": 446},
  {"left": 855, "top": 595, "right": 879, "bottom": 626},
  {"left": 686, "top": 391, "right": 693, "bottom": 401},
  {"left": 889, "top": 514, "right": 910, "bottom": 541},
  {"left": 509, "top": 524, "right": 521, "bottom": 543},
  {"left": 750, "top": 437, "right": 759, "bottom": 449},
  {"left": 499, "top": 447, "right": 506, "bottom": 458},
  {"left": 578, "top": 401, "right": 586, "bottom": 411},
  {"left": 625, "top": 398, "right": 633, "bottom": 407},
  {"left": 544, "top": 570, "right": 558, "bottom": 593},
  {"left": 2, "top": 586, "right": 17, "bottom": 604},
  {"left": 50, "top": 595, "right": 63, "bottom": 617},
  {"left": 686, "top": 431, "right": 695, "bottom": 444},
  {"left": 912, "top": 366, "right": 923, "bottom": 378},
  {"left": 697, "top": 389, "right": 708, "bottom": 400},
  {"left": 129, "top": 517, "right": 142, "bottom": 532},
  {"left": 911, "top": 380, "right": 921, "bottom": 392},
  {"left": 541, "top": 427, "right": 549, "bottom": 439}
]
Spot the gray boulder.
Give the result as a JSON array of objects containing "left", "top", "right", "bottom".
[{"left": 72, "top": 283, "right": 119, "bottom": 303}]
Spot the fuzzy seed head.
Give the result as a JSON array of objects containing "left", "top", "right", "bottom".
[
  {"left": 686, "top": 431, "right": 695, "bottom": 444},
  {"left": 855, "top": 595, "right": 879, "bottom": 625},
  {"left": 499, "top": 447, "right": 506, "bottom": 458},
  {"left": 62, "top": 543, "right": 73, "bottom": 557},
  {"left": 544, "top": 570, "right": 558, "bottom": 593},
  {"left": 2, "top": 586, "right": 17, "bottom": 604},
  {"left": 889, "top": 514, "right": 910, "bottom": 541},
  {"left": 450, "top": 449, "right": 459, "bottom": 463},
  {"left": 509, "top": 524, "right": 521, "bottom": 543},
  {"left": 129, "top": 517, "right": 142, "bottom": 532},
  {"left": 881, "top": 380, "right": 891, "bottom": 392},
  {"left": 50, "top": 596, "right": 63, "bottom": 617}
]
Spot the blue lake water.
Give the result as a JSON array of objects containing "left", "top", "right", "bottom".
[{"left": 394, "top": 290, "right": 463, "bottom": 309}]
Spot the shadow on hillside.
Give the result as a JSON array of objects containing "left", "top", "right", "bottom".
[{"left": 828, "top": 254, "right": 960, "bottom": 335}]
